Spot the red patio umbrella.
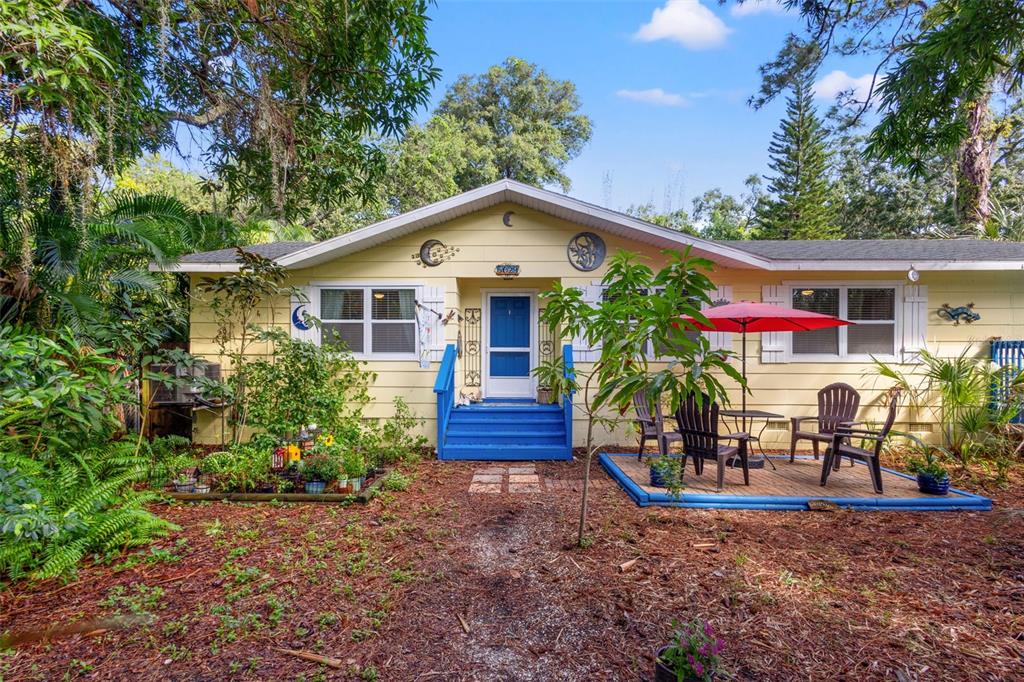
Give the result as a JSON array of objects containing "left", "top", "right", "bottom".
[{"left": 679, "top": 300, "right": 853, "bottom": 412}]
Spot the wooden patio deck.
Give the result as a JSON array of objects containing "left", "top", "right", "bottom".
[{"left": 600, "top": 454, "right": 992, "bottom": 511}]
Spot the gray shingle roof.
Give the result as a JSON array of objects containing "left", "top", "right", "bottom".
[
  {"left": 178, "top": 241, "right": 315, "bottom": 263},
  {"left": 721, "top": 239, "right": 1024, "bottom": 261}
]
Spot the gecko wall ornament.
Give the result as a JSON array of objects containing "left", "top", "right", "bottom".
[{"left": 937, "top": 302, "right": 981, "bottom": 325}]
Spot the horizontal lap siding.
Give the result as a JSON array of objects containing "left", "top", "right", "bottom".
[{"left": 187, "top": 204, "right": 1024, "bottom": 449}]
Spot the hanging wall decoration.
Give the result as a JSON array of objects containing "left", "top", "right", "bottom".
[
  {"left": 413, "top": 239, "right": 459, "bottom": 267},
  {"left": 937, "top": 302, "right": 981, "bottom": 325},
  {"left": 495, "top": 263, "right": 520, "bottom": 279},
  {"left": 567, "top": 232, "right": 606, "bottom": 272}
]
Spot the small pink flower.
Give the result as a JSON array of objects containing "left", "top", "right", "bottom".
[{"left": 694, "top": 661, "right": 705, "bottom": 677}]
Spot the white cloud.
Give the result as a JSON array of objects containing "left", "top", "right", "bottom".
[
  {"left": 730, "top": 0, "right": 789, "bottom": 18},
  {"left": 814, "top": 70, "right": 881, "bottom": 102},
  {"left": 616, "top": 88, "right": 690, "bottom": 107},
  {"left": 633, "top": 0, "right": 731, "bottom": 50}
]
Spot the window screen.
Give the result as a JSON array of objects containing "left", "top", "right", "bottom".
[
  {"left": 371, "top": 289, "right": 416, "bottom": 353},
  {"left": 847, "top": 288, "right": 895, "bottom": 355},
  {"left": 321, "top": 289, "right": 364, "bottom": 352},
  {"left": 792, "top": 288, "right": 839, "bottom": 355},
  {"left": 319, "top": 288, "right": 417, "bottom": 356},
  {"left": 788, "top": 285, "right": 897, "bottom": 358}
]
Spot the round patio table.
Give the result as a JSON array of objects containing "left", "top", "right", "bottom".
[{"left": 719, "top": 409, "right": 784, "bottom": 470}]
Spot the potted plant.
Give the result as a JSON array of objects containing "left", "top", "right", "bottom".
[
  {"left": 649, "top": 455, "right": 683, "bottom": 491},
  {"left": 907, "top": 450, "right": 951, "bottom": 495},
  {"left": 531, "top": 356, "right": 570, "bottom": 405},
  {"left": 172, "top": 475, "right": 196, "bottom": 493},
  {"left": 655, "top": 619, "right": 724, "bottom": 682},
  {"left": 343, "top": 448, "right": 366, "bottom": 493},
  {"left": 299, "top": 453, "right": 340, "bottom": 494}
]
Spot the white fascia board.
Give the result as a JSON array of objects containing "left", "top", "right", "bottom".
[{"left": 767, "top": 260, "right": 1024, "bottom": 272}]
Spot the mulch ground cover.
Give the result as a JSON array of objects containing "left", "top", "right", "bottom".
[{"left": 2, "top": 453, "right": 1023, "bottom": 681}]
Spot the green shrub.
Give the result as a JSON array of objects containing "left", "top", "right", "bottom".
[
  {"left": 365, "top": 397, "right": 428, "bottom": 467},
  {"left": 144, "top": 436, "right": 199, "bottom": 488},
  {"left": 200, "top": 445, "right": 272, "bottom": 492},
  {"left": 242, "top": 329, "right": 373, "bottom": 441},
  {"left": 0, "top": 327, "right": 176, "bottom": 580}
]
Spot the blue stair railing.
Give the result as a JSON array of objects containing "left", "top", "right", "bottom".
[
  {"left": 562, "top": 344, "right": 574, "bottom": 452},
  {"left": 433, "top": 343, "right": 457, "bottom": 456},
  {"left": 991, "top": 339, "right": 1024, "bottom": 423}
]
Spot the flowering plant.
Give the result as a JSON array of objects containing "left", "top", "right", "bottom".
[
  {"left": 658, "top": 619, "right": 724, "bottom": 681},
  {"left": 299, "top": 452, "right": 341, "bottom": 483}
]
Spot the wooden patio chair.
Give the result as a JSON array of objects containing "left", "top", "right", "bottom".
[
  {"left": 675, "top": 393, "right": 751, "bottom": 491},
  {"left": 820, "top": 393, "right": 900, "bottom": 494},
  {"left": 633, "top": 392, "right": 683, "bottom": 461},
  {"left": 789, "top": 382, "right": 861, "bottom": 462}
]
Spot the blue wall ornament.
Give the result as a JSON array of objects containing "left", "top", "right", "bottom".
[{"left": 292, "top": 305, "right": 312, "bottom": 331}]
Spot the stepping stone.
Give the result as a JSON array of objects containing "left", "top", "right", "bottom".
[
  {"left": 509, "top": 474, "right": 539, "bottom": 484},
  {"left": 472, "top": 474, "right": 503, "bottom": 483},
  {"left": 508, "top": 466, "right": 535, "bottom": 474},
  {"left": 477, "top": 467, "right": 506, "bottom": 474},
  {"left": 469, "top": 483, "right": 502, "bottom": 493},
  {"left": 508, "top": 483, "right": 542, "bottom": 494}
]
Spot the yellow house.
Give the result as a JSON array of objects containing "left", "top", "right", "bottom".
[{"left": 169, "top": 180, "right": 1024, "bottom": 459}]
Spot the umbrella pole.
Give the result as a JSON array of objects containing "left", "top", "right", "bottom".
[{"left": 741, "top": 327, "right": 747, "bottom": 428}]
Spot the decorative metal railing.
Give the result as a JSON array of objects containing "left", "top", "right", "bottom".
[
  {"left": 992, "top": 339, "right": 1024, "bottom": 424},
  {"left": 463, "top": 308, "right": 481, "bottom": 387},
  {"left": 433, "top": 343, "right": 457, "bottom": 455}
]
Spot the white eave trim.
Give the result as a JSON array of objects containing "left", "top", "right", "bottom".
[
  {"left": 766, "top": 259, "right": 1024, "bottom": 271},
  {"left": 273, "top": 179, "right": 773, "bottom": 271},
  {"left": 151, "top": 262, "right": 241, "bottom": 273}
]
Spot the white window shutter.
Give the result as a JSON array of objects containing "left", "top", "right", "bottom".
[
  {"left": 706, "top": 285, "right": 733, "bottom": 354},
  {"left": 290, "top": 287, "right": 320, "bottom": 344},
  {"left": 419, "top": 285, "right": 447, "bottom": 363},
  {"left": 572, "top": 284, "right": 603, "bottom": 363},
  {"left": 901, "top": 284, "right": 928, "bottom": 364},
  {"left": 761, "top": 285, "right": 787, "bottom": 363}
]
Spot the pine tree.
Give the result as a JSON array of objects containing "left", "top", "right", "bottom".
[{"left": 756, "top": 70, "right": 839, "bottom": 239}]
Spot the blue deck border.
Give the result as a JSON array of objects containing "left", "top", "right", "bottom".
[{"left": 599, "top": 453, "right": 992, "bottom": 512}]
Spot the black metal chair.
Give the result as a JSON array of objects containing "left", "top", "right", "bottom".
[
  {"left": 790, "top": 382, "right": 861, "bottom": 462},
  {"left": 633, "top": 391, "right": 683, "bottom": 461},
  {"left": 675, "top": 393, "right": 751, "bottom": 491},
  {"left": 820, "top": 393, "right": 900, "bottom": 494}
]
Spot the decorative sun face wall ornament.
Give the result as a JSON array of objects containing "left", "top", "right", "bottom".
[
  {"left": 412, "top": 239, "right": 459, "bottom": 267},
  {"left": 567, "top": 232, "right": 606, "bottom": 272}
]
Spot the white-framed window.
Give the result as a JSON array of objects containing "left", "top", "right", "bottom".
[
  {"left": 787, "top": 284, "right": 898, "bottom": 361},
  {"left": 319, "top": 286, "right": 418, "bottom": 358}
]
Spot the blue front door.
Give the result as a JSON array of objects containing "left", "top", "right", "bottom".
[{"left": 487, "top": 295, "right": 532, "bottom": 397}]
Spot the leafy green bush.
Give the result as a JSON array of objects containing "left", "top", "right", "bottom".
[
  {"left": 364, "top": 397, "right": 428, "bottom": 467},
  {"left": 0, "top": 441, "right": 175, "bottom": 580},
  {"left": 200, "top": 445, "right": 272, "bottom": 492},
  {"left": 0, "top": 327, "right": 176, "bottom": 580},
  {"left": 243, "top": 329, "right": 373, "bottom": 442},
  {"left": 144, "top": 436, "right": 199, "bottom": 488}
]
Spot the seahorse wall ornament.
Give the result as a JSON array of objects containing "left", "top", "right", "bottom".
[{"left": 937, "top": 302, "right": 981, "bottom": 325}]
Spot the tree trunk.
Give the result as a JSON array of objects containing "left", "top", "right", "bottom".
[
  {"left": 956, "top": 98, "right": 993, "bottom": 229},
  {"left": 577, "top": 416, "right": 594, "bottom": 547}
]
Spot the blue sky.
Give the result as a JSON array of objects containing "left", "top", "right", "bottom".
[{"left": 424, "top": 0, "right": 878, "bottom": 213}]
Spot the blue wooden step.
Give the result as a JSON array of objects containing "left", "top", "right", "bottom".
[
  {"left": 445, "top": 430, "right": 566, "bottom": 446},
  {"left": 440, "top": 443, "right": 572, "bottom": 461},
  {"left": 448, "top": 415, "right": 564, "bottom": 430}
]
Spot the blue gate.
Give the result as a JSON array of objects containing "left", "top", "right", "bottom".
[{"left": 991, "top": 339, "right": 1024, "bottom": 423}]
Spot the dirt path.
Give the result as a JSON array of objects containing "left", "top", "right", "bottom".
[{"left": 2, "top": 459, "right": 1023, "bottom": 681}]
